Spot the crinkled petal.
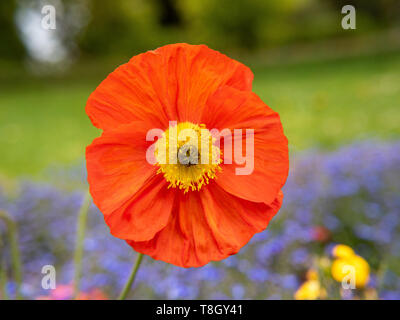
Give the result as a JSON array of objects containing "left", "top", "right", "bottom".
[
  {"left": 86, "top": 44, "right": 253, "bottom": 130},
  {"left": 201, "top": 86, "right": 289, "bottom": 204},
  {"left": 86, "top": 121, "right": 157, "bottom": 217},
  {"left": 128, "top": 184, "right": 283, "bottom": 267},
  {"left": 106, "top": 174, "right": 175, "bottom": 241}
]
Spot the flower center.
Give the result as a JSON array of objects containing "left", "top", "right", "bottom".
[{"left": 154, "top": 122, "right": 221, "bottom": 192}]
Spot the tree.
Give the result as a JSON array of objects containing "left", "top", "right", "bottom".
[{"left": 0, "top": 0, "right": 26, "bottom": 60}]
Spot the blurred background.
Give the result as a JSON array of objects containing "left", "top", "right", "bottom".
[{"left": 0, "top": 0, "right": 400, "bottom": 300}]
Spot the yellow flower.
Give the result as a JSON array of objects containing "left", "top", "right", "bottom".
[
  {"left": 332, "top": 244, "right": 355, "bottom": 259},
  {"left": 294, "top": 269, "right": 326, "bottom": 300},
  {"left": 331, "top": 244, "right": 370, "bottom": 288},
  {"left": 295, "top": 280, "right": 322, "bottom": 300}
]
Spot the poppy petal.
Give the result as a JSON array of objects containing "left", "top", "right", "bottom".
[
  {"left": 156, "top": 44, "right": 253, "bottom": 123},
  {"left": 106, "top": 174, "right": 176, "bottom": 241},
  {"left": 85, "top": 55, "right": 171, "bottom": 131},
  {"left": 128, "top": 184, "right": 283, "bottom": 268},
  {"left": 201, "top": 184, "right": 283, "bottom": 255},
  {"left": 202, "top": 86, "right": 289, "bottom": 204},
  {"left": 86, "top": 121, "right": 157, "bottom": 217},
  {"left": 86, "top": 44, "right": 253, "bottom": 130}
]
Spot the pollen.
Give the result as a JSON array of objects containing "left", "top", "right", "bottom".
[{"left": 154, "top": 122, "right": 221, "bottom": 192}]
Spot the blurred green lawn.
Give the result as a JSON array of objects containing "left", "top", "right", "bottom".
[{"left": 1, "top": 51, "right": 400, "bottom": 178}]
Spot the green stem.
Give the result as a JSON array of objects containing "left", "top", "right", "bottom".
[
  {"left": 118, "top": 253, "right": 144, "bottom": 300},
  {"left": 73, "top": 190, "right": 91, "bottom": 298},
  {"left": 0, "top": 210, "right": 22, "bottom": 299}
]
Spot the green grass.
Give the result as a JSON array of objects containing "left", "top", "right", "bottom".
[
  {"left": 1, "top": 51, "right": 400, "bottom": 178},
  {"left": 0, "top": 81, "right": 100, "bottom": 178},
  {"left": 252, "top": 51, "right": 400, "bottom": 150}
]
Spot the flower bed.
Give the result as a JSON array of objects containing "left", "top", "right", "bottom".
[{"left": 1, "top": 140, "right": 399, "bottom": 299}]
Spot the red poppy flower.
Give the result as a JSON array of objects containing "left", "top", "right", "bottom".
[{"left": 86, "top": 43, "right": 289, "bottom": 267}]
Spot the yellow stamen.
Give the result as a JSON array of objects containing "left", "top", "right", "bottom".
[{"left": 154, "top": 122, "right": 221, "bottom": 193}]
